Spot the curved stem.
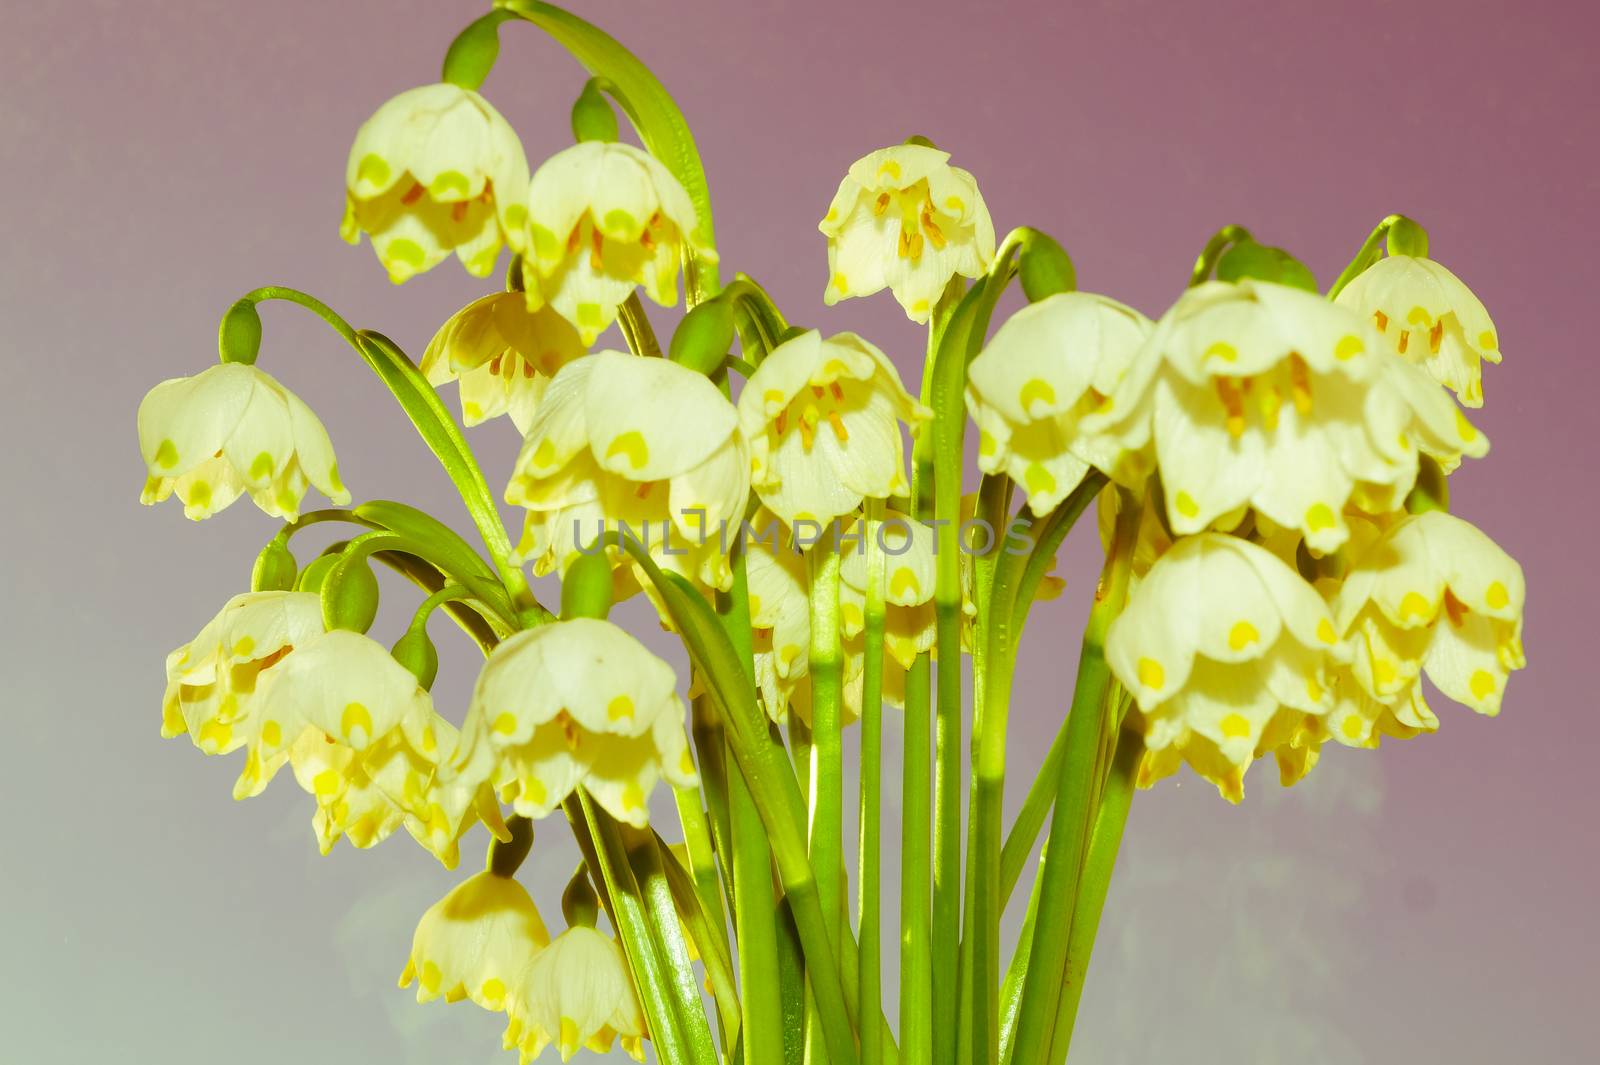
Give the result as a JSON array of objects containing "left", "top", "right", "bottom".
[
  {"left": 1187, "top": 223, "right": 1254, "bottom": 287},
  {"left": 1325, "top": 213, "right": 1409, "bottom": 300}
]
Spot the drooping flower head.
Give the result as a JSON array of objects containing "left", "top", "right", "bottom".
[
  {"left": 1091, "top": 280, "right": 1487, "bottom": 553},
  {"left": 400, "top": 870, "right": 550, "bottom": 1014},
  {"left": 744, "top": 512, "right": 814, "bottom": 721},
  {"left": 342, "top": 83, "right": 530, "bottom": 282},
  {"left": 738, "top": 330, "right": 930, "bottom": 529},
  {"left": 421, "top": 292, "right": 587, "bottom": 433},
  {"left": 506, "top": 352, "right": 749, "bottom": 593},
  {"left": 521, "top": 141, "right": 715, "bottom": 344},
  {"left": 1106, "top": 533, "right": 1346, "bottom": 801},
  {"left": 966, "top": 292, "right": 1153, "bottom": 515},
  {"left": 1330, "top": 510, "right": 1526, "bottom": 719},
  {"left": 503, "top": 926, "right": 647, "bottom": 1063},
  {"left": 452, "top": 618, "right": 698, "bottom": 828},
  {"left": 138, "top": 362, "right": 349, "bottom": 521},
  {"left": 1334, "top": 254, "right": 1501, "bottom": 407},
  {"left": 820, "top": 144, "right": 995, "bottom": 322}
]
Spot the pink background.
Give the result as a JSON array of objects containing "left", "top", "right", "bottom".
[{"left": 3, "top": 0, "right": 1594, "bottom": 1061}]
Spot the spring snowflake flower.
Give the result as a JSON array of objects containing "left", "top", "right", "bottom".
[
  {"left": 820, "top": 144, "right": 995, "bottom": 322},
  {"left": 1321, "top": 667, "right": 1439, "bottom": 750},
  {"left": 1330, "top": 510, "right": 1526, "bottom": 717},
  {"left": 1106, "top": 533, "right": 1346, "bottom": 802},
  {"left": 966, "top": 292, "right": 1152, "bottom": 515},
  {"left": 341, "top": 83, "right": 530, "bottom": 282},
  {"left": 738, "top": 330, "right": 929, "bottom": 528},
  {"left": 520, "top": 141, "right": 715, "bottom": 344},
  {"left": 452, "top": 619, "right": 698, "bottom": 828},
  {"left": 138, "top": 363, "right": 349, "bottom": 521},
  {"left": 1334, "top": 254, "right": 1501, "bottom": 407},
  {"left": 1091, "top": 279, "right": 1487, "bottom": 553},
  {"left": 745, "top": 513, "right": 813, "bottom": 721},
  {"left": 840, "top": 509, "right": 936, "bottom": 676},
  {"left": 422, "top": 292, "right": 587, "bottom": 433},
  {"left": 504, "top": 926, "right": 648, "bottom": 1063},
  {"left": 506, "top": 352, "right": 749, "bottom": 593},
  {"left": 399, "top": 870, "right": 551, "bottom": 1013}
]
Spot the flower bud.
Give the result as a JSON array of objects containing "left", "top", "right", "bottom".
[
  {"left": 441, "top": 13, "right": 503, "bottom": 91},
  {"left": 321, "top": 553, "right": 380, "bottom": 633},
  {"left": 217, "top": 299, "right": 262, "bottom": 366},
  {"left": 1217, "top": 240, "right": 1317, "bottom": 293},
  {"left": 1406, "top": 453, "right": 1450, "bottom": 515},
  {"left": 562, "top": 864, "right": 601, "bottom": 928},
  {"left": 669, "top": 299, "right": 736, "bottom": 375},
  {"left": 488, "top": 815, "right": 535, "bottom": 878},
  {"left": 295, "top": 548, "right": 344, "bottom": 595},
  {"left": 251, "top": 537, "right": 298, "bottom": 592},
  {"left": 390, "top": 626, "right": 440, "bottom": 690},
  {"left": 561, "top": 547, "right": 614, "bottom": 621},
  {"left": 1018, "top": 232, "right": 1077, "bottom": 302},
  {"left": 1386, "top": 216, "right": 1430, "bottom": 259},
  {"left": 571, "top": 78, "right": 620, "bottom": 144}
]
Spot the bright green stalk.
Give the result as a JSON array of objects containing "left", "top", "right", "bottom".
[
  {"left": 996, "top": 835, "right": 1046, "bottom": 1065},
  {"left": 628, "top": 829, "right": 720, "bottom": 1065},
  {"left": 1187, "top": 224, "right": 1254, "bottom": 286},
  {"left": 691, "top": 697, "right": 736, "bottom": 919},
  {"left": 899, "top": 649, "right": 934, "bottom": 1065},
  {"left": 673, "top": 785, "right": 729, "bottom": 955},
  {"left": 619, "top": 291, "right": 664, "bottom": 357},
  {"left": 654, "top": 827, "right": 740, "bottom": 1044},
  {"left": 1044, "top": 726, "right": 1140, "bottom": 1065},
  {"left": 807, "top": 533, "right": 845, "bottom": 1065},
  {"left": 998, "top": 720, "right": 1065, "bottom": 906},
  {"left": 1006, "top": 496, "right": 1140, "bottom": 1065},
  {"left": 858, "top": 501, "right": 887, "bottom": 1065},
  {"left": 1325, "top": 213, "right": 1413, "bottom": 300}
]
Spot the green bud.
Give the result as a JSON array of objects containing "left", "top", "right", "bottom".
[
  {"left": 321, "top": 553, "right": 380, "bottom": 633},
  {"left": 1386, "top": 216, "right": 1430, "bottom": 259},
  {"left": 251, "top": 537, "right": 298, "bottom": 592},
  {"left": 1018, "top": 232, "right": 1077, "bottom": 302},
  {"left": 1216, "top": 240, "right": 1318, "bottom": 293},
  {"left": 1406, "top": 453, "right": 1450, "bottom": 514},
  {"left": 571, "top": 78, "right": 620, "bottom": 143},
  {"left": 390, "top": 627, "right": 440, "bottom": 690},
  {"left": 561, "top": 548, "right": 614, "bottom": 621},
  {"left": 903, "top": 134, "right": 938, "bottom": 149},
  {"left": 669, "top": 299, "right": 736, "bottom": 375},
  {"left": 295, "top": 549, "right": 343, "bottom": 595},
  {"left": 218, "top": 299, "right": 262, "bottom": 366},
  {"left": 562, "top": 864, "right": 601, "bottom": 928},
  {"left": 487, "top": 815, "right": 535, "bottom": 878},
  {"left": 441, "top": 14, "right": 504, "bottom": 91}
]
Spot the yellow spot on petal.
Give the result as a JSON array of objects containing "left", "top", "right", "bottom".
[
  {"left": 1406, "top": 305, "right": 1434, "bottom": 327},
  {"left": 197, "top": 719, "right": 231, "bottom": 752},
  {"left": 521, "top": 775, "right": 549, "bottom": 806},
  {"left": 1316, "top": 618, "right": 1338, "bottom": 645},
  {"left": 1455, "top": 409, "right": 1478, "bottom": 442},
  {"left": 1340, "top": 714, "right": 1365, "bottom": 740},
  {"left": 1399, "top": 591, "right": 1433, "bottom": 621},
  {"left": 1220, "top": 713, "right": 1250, "bottom": 739},
  {"left": 1469, "top": 670, "right": 1496, "bottom": 700},
  {"left": 1374, "top": 659, "right": 1398, "bottom": 687},
  {"left": 945, "top": 195, "right": 965, "bottom": 213},
  {"left": 978, "top": 430, "right": 997, "bottom": 457},
  {"left": 576, "top": 302, "right": 604, "bottom": 328},
  {"left": 187, "top": 480, "right": 213, "bottom": 509},
  {"left": 341, "top": 702, "right": 373, "bottom": 743},
  {"left": 890, "top": 567, "right": 921, "bottom": 601},
  {"left": 479, "top": 978, "right": 506, "bottom": 1007},
  {"left": 602, "top": 208, "right": 638, "bottom": 236},
  {"left": 355, "top": 154, "right": 390, "bottom": 188},
  {"left": 1137, "top": 657, "right": 1165, "bottom": 690},
  {"left": 1305, "top": 675, "right": 1324, "bottom": 703},
  {"left": 605, "top": 430, "right": 650, "bottom": 471},
  {"left": 831, "top": 272, "right": 850, "bottom": 294},
  {"left": 428, "top": 169, "right": 471, "bottom": 200},
  {"left": 231, "top": 635, "right": 255, "bottom": 658},
  {"left": 260, "top": 720, "right": 282, "bottom": 748},
  {"left": 1174, "top": 491, "right": 1200, "bottom": 519},
  {"left": 1227, "top": 620, "right": 1260, "bottom": 651},
  {"left": 622, "top": 782, "right": 645, "bottom": 812},
  {"left": 560, "top": 1017, "right": 580, "bottom": 1056},
  {"left": 313, "top": 769, "right": 343, "bottom": 798},
  {"left": 1485, "top": 581, "right": 1510, "bottom": 610},
  {"left": 1334, "top": 334, "right": 1365, "bottom": 360},
  {"left": 502, "top": 203, "right": 527, "bottom": 232},
  {"left": 531, "top": 437, "right": 557, "bottom": 469},
  {"left": 249, "top": 451, "right": 275, "bottom": 481},
  {"left": 1203, "top": 341, "right": 1238, "bottom": 363},
  {"left": 1305, "top": 503, "right": 1336, "bottom": 532},
  {"left": 385, "top": 238, "right": 426, "bottom": 270},
  {"left": 154, "top": 438, "right": 179, "bottom": 469},
  {"left": 419, "top": 960, "right": 443, "bottom": 994},
  {"left": 911, "top": 298, "right": 930, "bottom": 315},
  {"left": 779, "top": 644, "right": 803, "bottom": 668},
  {"left": 607, "top": 694, "right": 635, "bottom": 721},
  {"left": 492, "top": 712, "right": 519, "bottom": 737},
  {"left": 1478, "top": 330, "right": 1498, "bottom": 350},
  {"left": 1023, "top": 463, "right": 1056, "bottom": 497},
  {"left": 876, "top": 159, "right": 902, "bottom": 182},
  {"left": 1019, "top": 377, "right": 1057, "bottom": 414}
]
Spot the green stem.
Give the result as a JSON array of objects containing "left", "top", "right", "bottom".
[
  {"left": 1005, "top": 495, "right": 1139, "bottom": 1065},
  {"left": 996, "top": 835, "right": 1045, "bottom": 1065},
  {"left": 1325, "top": 213, "right": 1410, "bottom": 300},
  {"left": 627, "top": 827, "right": 720, "bottom": 1065},
  {"left": 858, "top": 501, "right": 886, "bottom": 1065},
  {"left": 1187, "top": 223, "right": 1254, "bottom": 286},
  {"left": 619, "top": 291, "right": 664, "bottom": 357},
  {"left": 655, "top": 827, "right": 741, "bottom": 1044},
  {"left": 899, "top": 652, "right": 933, "bottom": 1065},
  {"left": 807, "top": 532, "right": 844, "bottom": 1065}
]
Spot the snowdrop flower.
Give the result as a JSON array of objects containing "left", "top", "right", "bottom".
[
  {"left": 138, "top": 363, "right": 348, "bottom": 521},
  {"left": 820, "top": 143, "right": 995, "bottom": 322},
  {"left": 341, "top": 83, "right": 530, "bottom": 282},
  {"left": 521, "top": 141, "right": 715, "bottom": 344},
  {"left": 452, "top": 619, "right": 698, "bottom": 828},
  {"left": 1334, "top": 254, "right": 1501, "bottom": 407},
  {"left": 503, "top": 926, "right": 647, "bottom": 1063},
  {"left": 966, "top": 292, "right": 1152, "bottom": 515},
  {"left": 506, "top": 352, "right": 749, "bottom": 593},
  {"left": 421, "top": 292, "right": 587, "bottom": 433},
  {"left": 1330, "top": 510, "right": 1525, "bottom": 717},
  {"left": 1091, "top": 280, "right": 1487, "bottom": 553},
  {"left": 1106, "top": 534, "right": 1346, "bottom": 801},
  {"left": 738, "top": 330, "right": 929, "bottom": 528},
  {"left": 399, "top": 870, "right": 551, "bottom": 1013}
]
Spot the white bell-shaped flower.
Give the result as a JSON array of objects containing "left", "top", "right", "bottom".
[
  {"left": 503, "top": 926, "right": 647, "bottom": 1062},
  {"left": 422, "top": 292, "right": 587, "bottom": 433},
  {"left": 399, "top": 870, "right": 551, "bottom": 1013}
]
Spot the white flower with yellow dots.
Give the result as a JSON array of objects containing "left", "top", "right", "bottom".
[
  {"left": 1090, "top": 279, "right": 1487, "bottom": 553},
  {"left": 138, "top": 363, "right": 349, "bottom": 521},
  {"left": 966, "top": 292, "right": 1152, "bottom": 515},
  {"left": 422, "top": 292, "right": 588, "bottom": 433},
  {"left": 503, "top": 926, "right": 648, "bottom": 1063},
  {"left": 161, "top": 591, "right": 324, "bottom": 756},
  {"left": 820, "top": 144, "right": 995, "bottom": 322},
  {"left": 1334, "top": 254, "right": 1501, "bottom": 407},
  {"left": 341, "top": 83, "right": 530, "bottom": 282},
  {"left": 1330, "top": 510, "right": 1525, "bottom": 718},
  {"left": 745, "top": 515, "right": 814, "bottom": 722},
  {"left": 1106, "top": 533, "right": 1346, "bottom": 802},
  {"left": 520, "top": 141, "right": 715, "bottom": 344},
  {"left": 738, "top": 330, "right": 929, "bottom": 529},
  {"left": 506, "top": 352, "right": 749, "bottom": 593},
  {"left": 399, "top": 870, "right": 551, "bottom": 1014},
  {"left": 452, "top": 619, "right": 698, "bottom": 828},
  {"left": 1321, "top": 668, "right": 1439, "bottom": 750}
]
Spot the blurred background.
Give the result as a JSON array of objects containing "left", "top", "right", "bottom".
[{"left": 2, "top": 1, "right": 1595, "bottom": 1062}]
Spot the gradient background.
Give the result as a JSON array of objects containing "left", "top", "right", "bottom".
[{"left": 3, "top": 1, "right": 1595, "bottom": 1062}]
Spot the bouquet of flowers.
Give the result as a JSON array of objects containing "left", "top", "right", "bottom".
[{"left": 138, "top": 3, "right": 1526, "bottom": 1063}]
